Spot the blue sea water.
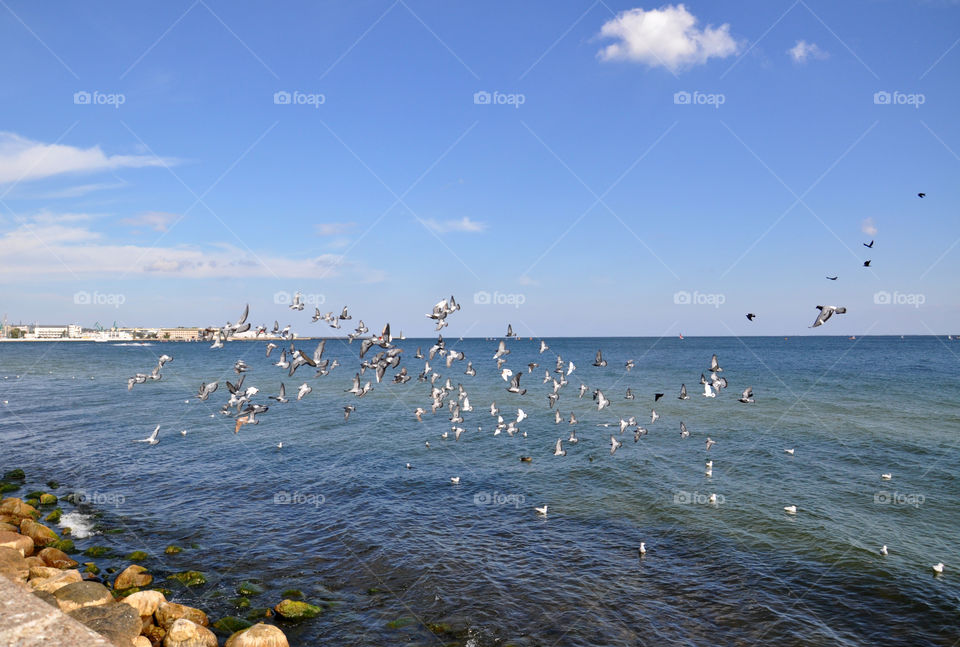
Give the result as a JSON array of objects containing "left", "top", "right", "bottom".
[{"left": 0, "top": 336, "right": 958, "bottom": 646}]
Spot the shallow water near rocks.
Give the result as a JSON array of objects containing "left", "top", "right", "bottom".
[{"left": 1, "top": 336, "right": 958, "bottom": 646}]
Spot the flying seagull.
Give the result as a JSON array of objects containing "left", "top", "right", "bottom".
[
  {"left": 746, "top": 313, "right": 756, "bottom": 321},
  {"left": 810, "top": 305, "right": 847, "bottom": 328},
  {"left": 863, "top": 260, "right": 871, "bottom": 267},
  {"left": 918, "top": 192, "right": 926, "bottom": 198},
  {"left": 826, "top": 276, "right": 838, "bottom": 281},
  {"left": 863, "top": 240, "right": 874, "bottom": 248},
  {"left": 738, "top": 387, "right": 754, "bottom": 403},
  {"left": 135, "top": 425, "right": 161, "bottom": 444},
  {"left": 678, "top": 384, "right": 689, "bottom": 400}
]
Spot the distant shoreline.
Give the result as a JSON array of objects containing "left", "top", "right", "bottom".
[{"left": 0, "top": 335, "right": 956, "bottom": 342}]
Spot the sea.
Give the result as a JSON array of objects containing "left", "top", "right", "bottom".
[{"left": 0, "top": 335, "right": 957, "bottom": 646}]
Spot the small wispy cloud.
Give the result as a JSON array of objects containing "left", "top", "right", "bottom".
[
  {"left": 517, "top": 274, "right": 539, "bottom": 286},
  {"left": 121, "top": 211, "right": 179, "bottom": 232},
  {"left": 16, "top": 181, "right": 127, "bottom": 199},
  {"left": 788, "top": 40, "right": 829, "bottom": 63},
  {"left": 861, "top": 217, "right": 878, "bottom": 236},
  {"left": 315, "top": 222, "right": 357, "bottom": 236},
  {"left": 0, "top": 132, "right": 175, "bottom": 184},
  {"left": 421, "top": 216, "right": 486, "bottom": 234}
]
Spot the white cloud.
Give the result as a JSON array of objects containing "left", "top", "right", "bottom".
[
  {"left": 597, "top": 4, "right": 739, "bottom": 71},
  {"left": 315, "top": 222, "right": 357, "bottom": 236},
  {"left": 16, "top": 181, "right": 127, "bottom": 199},
  {"left": 121, "top": 211, "right": 179, "bottom": 232},
  {"left": 0, "top": 132, "right": 174, "bottom": 185},
  {"left": 788, "top": 40, "right": 829, "bottom": 63},
  {"left": 517, "top": 275, "right": 539, "bottom": 286},
  {"left": 861, "top": 217, "right": 877, "bottom": 236},
  {"left": 421, "top": 216, "right": 486, "bottom": 234},
  {"left": 0, "top": 215, "right": 378, "bottom": 280}
]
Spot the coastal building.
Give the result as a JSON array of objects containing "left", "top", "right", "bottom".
[
  {"left": 31, "top": 324, "right": 82, "bottom": 339},
  {"left": 159, "top": 327, "right": 201, "bottom": 341}
]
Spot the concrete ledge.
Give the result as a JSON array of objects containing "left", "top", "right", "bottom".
[{"left": 0, "top": 574, "right": 112, "bottom": 647}]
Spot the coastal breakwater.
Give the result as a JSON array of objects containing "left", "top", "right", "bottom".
[{"left": 0, "top": 468, "right": 314, "bottom": 647}]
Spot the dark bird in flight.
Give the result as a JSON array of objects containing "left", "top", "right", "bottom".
[
  {"left": 746, "top": 313, "right": 756, "bottom": 321},
  {"left": 863, "top": 240, "right": 874, "bottom": 248},
  {"left": 826, "top": 276, "right": 838, "bottom": 281},
  {"left": 918, "top": 192, "right": 926, "bottom": 198},
  {"left": 654, "top": 393, "right": 664, "bottom": 402},
  {"left": 863, "top": 260, "right": 871, "bottom": 267}
]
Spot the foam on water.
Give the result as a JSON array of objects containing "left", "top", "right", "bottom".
[{"left": 58, "top": 511, "right": 97, "bottom": 539}]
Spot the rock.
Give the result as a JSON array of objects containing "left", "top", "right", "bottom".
[
  {"left": 29, "top": 565, "right": 62, "bottom": 580},
  {"left": 386, "top": 616, "right": 415, "bottom": 629},
  {"left": 279, "top": 588, "right": 302, "bottom": 599},
  {"left": 121, "top": 589, "right": 167, "bottom": 616},
  {"left": 236, "top": 581, "right": 264, "bottom": 596},
  {"left": 30, "top": 568, "right": 83, "bottom": 593},
  {"left": 224, "top": 623, "right": 290, "bottom": 647},
  {"left": 39, "top": 493, "right": 58, "bottom": 505},
  {"left": 213, "top": 616, "right": 253, "bottom": 634},
  {"left": 50, "top": 538, "right": 76, "bottom": 553},
  {"left": 0, "top": 521, "right": 16, "bottom": 533},
  {"left": 0, "top": 482, "right": 20, "bottom": 494},
  {"left": 134, "top": 637, "right": 152, "bottom": 647},
  {"left": 83, "top": 562, "right": 101, "bottom": 575},
  {"left": 25, "top": 555, "right": 46, "bottom": 568},
  {"left": 0, "top": 545, "right": 29, "bottom": 581},
  {"left": 69, "top": 602, "right": 142, "bottom": 646},
  {"left": 46, "top": 480, "right": 60, "bottom": 489},
  {"left": 164, "top": 618, "right": 218, "bottom": 647},
  {"left": 164, "top": 545, "right": 182, "bottom": 554},
  {"left": 19, "top": 518, "right": 58, "bottom": 547},
  {"left": 39, "top": 546, "right": 79, "bottom": 568},
  {"left": 84, "top": 545, "right": 112, "bottom": 558},
  {"left": 44, "top": 508, "right": 62, "bottom": 523},
  {"left": 0, "top": 529, "right": 34, "bottom": 556},
  {"left": 1, "top": 498, "right": 38, "bottom": 519},
  {"left": 244, "top": 608, "right": 273, "bottom": 621},
  {"left": 230, "top": 597, "right": 250, "bottom": 609},
  {"left": 156, "top": 601, "right": 209, "bottom": 629},
  {"left": 168, "top": 570, "right": 206, "bottom": 587},
  {"left": 53, "top": 580, "right": 114, "bottom": 613},
  {"left": 144, "top": 623, "right": 167, "bottom": 646},
  {"left": 128, "top": 550, "right": 149, "bottom": 561},
  {"left": 3, "top": 468, "right": 25, "bottom": 481},
  {"left": 114, "top": 564, "right": 153, "bottom": 590},
  {"left": 273, "top": 599, "right": 323, "bottom": 619},
  {"left": 32, "top": 589, "right": 59, "bottom": 607}
]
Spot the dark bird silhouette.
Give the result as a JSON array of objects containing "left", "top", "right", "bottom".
[
  {"left": 746, "top": 313, "right": 756, "bottom": 321},
  {"left": 918, "top": 192, "right": 926, "bottom": 198},
  {"left": 826, "top": 276, "right": 838, "bottom": 280},
  {"left": 863, "top": 260, "right": 871, "bottom": 267},
  {"left": 863, "top": 240, "right": 874, "bottom": 248},
  {"left": 654, "top": 393, "right": 664, "bottom": 401}
]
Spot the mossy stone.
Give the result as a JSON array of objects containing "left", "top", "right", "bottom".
[
  {"left": 0, "top": 482, "right": 19, "bottom": 494},
  {"left": 127, "top": 551, "right": 148, "bottom": 561},
  {"left": 274, "top": 599, "right": 323, "bottom": 619},
  {"left": 83, "top": 546, "right": 110, "bottom": 558},
  {"left": 168, "top": 571, "right": 206, "bottom": 587},
  {"left": 386, "top": 616, "right": 415, "bottom": 629},
  {"left": 39, "top": 493, "right": 57, "bottom": 506},
  {"left": 83, "top": 562, "right": 100, "bottom": 575},
  {"left": 46, "top": 480, "right": 59, "bottom": 489},
  {"left": 163, "top": 545, "right": 182, "bottom": 555},
  {"left": 3, "top": 469, "right": 24, "bottom": 481},
  {"left": 236, "top": 581, "right": 263, "bottom": 597},
  {"left": 212, "top": 616, "right": 253, "bottom": 634},
  {"left": 229, "top": 597, "right": 250, "bottom": 609},
  {"left": 51, "top": 539, "right": 75, "bottom": 553},
  {"left": 60, "top": 527, "right": 71, "bottom": 536},
  {"left": 26, "top": 491, "right": 45, "bottom": 500},
  {"left": 104, "top": 528, "right": 124, "bottom": 535},
  {"left": 245, "top": 607, "right": 273, "bottom": 621},
  {"left": 25, "top": 498, "right": 39, "bottom": 507},
  {"left": 280, "top": 588, "right": 303, "bottom": 599},
  {"left": 45, "top": 508, "right": 62, "bottom": 524}
]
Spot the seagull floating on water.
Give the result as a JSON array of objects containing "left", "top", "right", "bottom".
[{"left": 135, "top": 425, "right": 160, "bottom": 445}]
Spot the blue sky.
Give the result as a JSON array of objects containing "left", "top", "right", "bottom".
[{"left": 1, "top": 1, "right": 958, "bottom": 336}]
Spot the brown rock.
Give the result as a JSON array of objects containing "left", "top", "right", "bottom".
[
  {"left": 19, "top": 518, "right": 58, "bottom": 547},
  {"left": 224, "top": 623, "right": 290, "bottom": 647},
  {"left": 134, "top": 637, "right": 153, "bottom": 647},
  {"left": 39, "top": 546, "right": 79, "bottom": 568},
  {"left": 0, "top": 497, "right": 39, "bottom": 518},
  {"left": 114, "top": 564, "right": 153, "bottom": 590},
  {"left": 156, "top": 601, "right": 209, "bottom": 629},
  {"left": 29, "top": 565, "right": 62, "bottom": 580},
  {"left": 0, "top": 545, "right": 29, "bottom": 581},
  {"left": 25, "top": 555, "right": 46, "bottom": 568},
  {"left": 53, "top": 580, "right": 114, "bottom": 613},
  {"left": 144, "top": 623, "right": 167, "bottom": 646},
  {"left": 121, "top": 589, "right": 167, "bottom": 617},
  {"left": 163, "top": 618, "right": 218, "bottom": 647},
  {"left": 0, "top": 529, "right": 34, "bottom": 556},
  {"left": 0, "top": 521, "right": 16, "bottom": 533},
  {"left": 69, "top": 603, "right": 142, "bottom": 647},
  {"left": 30, "top": 568, "right": 83, "bottom": 593}
]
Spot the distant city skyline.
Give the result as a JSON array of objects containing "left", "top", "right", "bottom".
[{"left": 1, "top": 1, "right": 958, "bottom": 336}]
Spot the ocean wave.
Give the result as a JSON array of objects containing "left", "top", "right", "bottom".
[{"left": 58, "top": 511, "right": 97, "bottom": 539}]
